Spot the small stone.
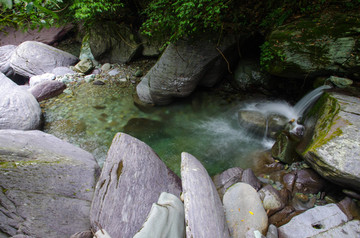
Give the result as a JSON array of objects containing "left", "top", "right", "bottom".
[
  {"left": 134, "top": 69, "right": 143, "bottom": 77},
  {"left": 266, "top": 224, "right": 278, "bottom": 238},
  {"left": 119, "top": 77, "right": 127, "bottom": 82},
  {"left": 73, "top": 58, "right": 94, "bottom": 74},
  {"left": 93, "top": 80, "right": 105, "bottom": 85},
  {"left": 108, "top": 68, "right": 120, "bottom": 76},
  {"left": 63, "top": 88, "right": 73, "bottom": 94},
  {"left": 84, "top": 74, "right": 95, "bottom": 83},
  {"left": 101, "top": 63, "right": 111, "bottom": 71}
]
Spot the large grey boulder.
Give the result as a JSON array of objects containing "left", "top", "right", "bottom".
[
  {"left": 10, "top": 41, "right": 78, "bottom": 78},
  {"left": 278, "top": 203, "right": 348, "bottom": 238},
  {"left": 181, "top": 152, "right": 230, "bottom": 238},
  {"left": 81, "top": 23, "right": 141, "bottom": 63},
  {"left": 264, "top": 12, "right": 360, "bottom": 79},
  {"left": 133, "top": 192, "right": 185, "bottom": 238},
  {"left": 0, "top": 130, "right": 100, "bottom": 238},
  {"left": 90, "top": 133, "right": 182, "bottom": 238},
  {"left": 297, "top": 92, "right": 360, "bottom": 192},
  {"left": 136, "top": 36, "right": 238, "bottom": 105},
  {"left": 0, "top": 45, "right": 16, "bottom": 75},
  {"left": 0, "top": 73, "right": 41, "bottom": 130},
  {"left": 223, "top": 182, "right": 268, "bottom": 237}
]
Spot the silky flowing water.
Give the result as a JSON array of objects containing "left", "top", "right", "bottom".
[{"left": 41, "top": 81, "right": 269, "bottom": 176}]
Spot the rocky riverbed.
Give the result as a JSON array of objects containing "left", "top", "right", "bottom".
[{"left": 1, "top": 8, "right": 360, "bottom": 237}]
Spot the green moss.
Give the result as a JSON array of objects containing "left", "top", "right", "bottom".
[
  {"left": 0, "top": 160, "right": 60, "bottom": 169},
  {"left": 301, "top": 93, "right": 350, "bottom": 154}
]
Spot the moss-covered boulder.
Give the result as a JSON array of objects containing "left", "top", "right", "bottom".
[
  {"left": 264, "top": 12, "right": 360, "bottom": 79},
  {"left": 297, "top": 91, "right": 360, "bottom": 191}
]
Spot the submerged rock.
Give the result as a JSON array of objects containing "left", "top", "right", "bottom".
[
  {"left": 0, "top": 130, "right": 100, "bottom": 237},
  {"left": 181, "top": 152, "right": 230, "bottom": 238},
  {"left": 297, "top": 92, "right": 360, "bottom": 192},
  {"left": 0, "top": 73, "right": 41, "bottom": 130},
  {"left": 90, "top": 133, "right": 181, "bottom": 238},
  {"left": 10, "top": 41, "right": 78, "bottom": 77},
  {"left": 223, "top": 182, "right": 268, "bottom": 237}
]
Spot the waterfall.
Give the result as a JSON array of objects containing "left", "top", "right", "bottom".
[
  {"left": 237, "top": 85, "right": 331, "bottom": 148},
  {"left": 293, "top": 85, "right": 332, "bottom": 118}
]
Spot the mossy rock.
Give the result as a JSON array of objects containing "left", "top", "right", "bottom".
[
  {"left": 265, "top": 11, "right": 360, "bottom": 79},
  {"left": 297, "top": 92, "right": 360, "bottom": 191}
]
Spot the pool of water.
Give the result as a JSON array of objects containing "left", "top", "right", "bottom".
[{"left": 41, "top": 81, "right": 269, "bottom": 176}]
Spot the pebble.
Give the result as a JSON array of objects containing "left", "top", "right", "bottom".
[{"left": 93, "top": 80, "right": 105, "bottom": 85}]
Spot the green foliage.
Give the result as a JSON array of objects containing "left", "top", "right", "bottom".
[
  {"left": 259, "top": 41, "right": 285, "bottom": 71},
  {"left": 142, "top": 0, "right": 229, "bottom": 43},
  {"left": 69, "top": 0, "right": 125, "bottom": 25}
]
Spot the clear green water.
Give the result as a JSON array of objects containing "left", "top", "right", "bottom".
[{"left": 42, "top": 81, "right": 267, "bottom": 176}]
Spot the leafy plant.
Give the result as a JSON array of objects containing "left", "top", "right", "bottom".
[{"left": 260, "top": 41, "right": 286, "bottom": 71}]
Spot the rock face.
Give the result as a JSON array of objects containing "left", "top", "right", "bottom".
[
  {"left": 136, "top": 36, "right": 238, "bottom": 105},
  {"left": 181, "top": 152, "right": 230, "bottom": 238},
  {"left": 0, "top": 45, "right": 16, "bottom": 75},
  {"left": 0, "top": 73, "right": 41, "bottom": 130},
  {"left": 297, "top": 92, "right": 360, "bottom": 192},
  {"left": 311, "top": 219, "right": 360, "bottom": 238},
  {"left": 82, "top": 23, "right": 141, "bottom": 63},
  {"left": 0, "top": 130, "right": 100, "bottom": 237},
  {"left": 265, "top": 12, "right": 360, "bottom": 79},
  {"left": 10, "top": 41, "right": 78, "bottom": 77},
  {"left": 90, "top": 133, "right": 182, "bottom": 238},
  {"left": 133, "top": 192, "right": 185, "bottom": 238},
  {"left": 233, "top": 59, "right": 270, "bottom": 91},
  {"left": 278, "top": 203, "right": 348, "bottom": 238},
  {"left": 223, "top": 182, "right": 268, "bottom": 237}
]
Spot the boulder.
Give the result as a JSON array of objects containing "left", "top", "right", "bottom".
[
  {"left": 90, "top": 133, "right": 182, "bottom": 238},
  {"left": 297, "top": 92, "right": 360, "bottom": 192},
  {"left": 52, "top": 66, "right": 76, "bottom": 76},
  {"left": 136, "top": 35, "right": 238, "bottom": 105},
  {"left": 278, "top": 203, "right": 348, "bottom": 238},
  {"left": 293, "top": 169, "right": 326, "bottom": 194},
  {"left": 233, "top": 58, "right": 270, "bottom": 91},
  {"left": 259, "top": 185, "right": 285, "bottom": 216},
  {"left": 241, "top": 168, "right": 262, "bottom": 191},
  {"left": 0, "top": 25, "right": 73, "bottom": 46},
  {"left": 264, "top": 12, "right": 360, "bottom": 79},
  {"left": 82, "top": 22, "right": 141, "bottom": 63},
  {"left": 311, "top": 219, "right": 360, "bottom": 238},
  {"left": 133, "top": 192, "right": 185, "bottom": 238},
  {"left": 0, "top": 130, "right": 100, "bottom": 237},
  {"left": 0, "top": 73, "right": 41, "bottom": 130},
  {"left": 10, "top": 41, "right": 78, "bottom": 78},
  {"left": 0, "top": 45, "right": 16, "bottom": 75},
  {"left": 29, "top": 73, "right": 56, "bottom": 87},
  {"left": 73, "top": 58, "right": 94, "bottom": 74},
  {"left": 223, "top": 182, "right": 268, "bottom": 237},
  {"left": 213, "top": 167, "right": 243, "bottom": 199},
  {"left": 138, "top": 33, "right": 165, "bottom": 57},
  {"left": 181, "top": 152, "right": 230, "bottom": 238},
  {"left": 29, "top": 80, "right": 66, "bottom": 102}
]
